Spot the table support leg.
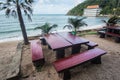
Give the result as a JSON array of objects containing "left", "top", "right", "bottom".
[
  {"left": 72, "top": 45, "right": 81, "bottom": 54},
  {"left": 63, "top": 69, "right": 71, "bottom": 80},
  {"left": 56, "top": 49, "right": 65, "bottom": 59},
  {"left": 91, "top": 56, "right": 101, "bottom": 64},
  {"left": 41, "top": 38, "right": 47, "bottom": 45},
  {"left": 100, "top": 33, "right": 105, "bottom": 38}
]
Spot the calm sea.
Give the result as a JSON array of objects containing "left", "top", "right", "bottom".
[{"left": 0, "top": 14, "right": 108, "bottom": 42}]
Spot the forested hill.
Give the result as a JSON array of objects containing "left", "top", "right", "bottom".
[{"left": 67, "top": 0, "right": 120, "bottom": 16}]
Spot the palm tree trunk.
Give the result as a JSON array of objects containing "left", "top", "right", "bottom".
[{"left": 16, "top": 2, "right": 29, "bottom": 45}]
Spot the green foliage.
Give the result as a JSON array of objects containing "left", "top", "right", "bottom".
[
  {"left": 78, "top": 31, "right": 97, "bottom": 36},
  {"left": 0, "top": 0, "right": 34, "bottom": 44},
  {"left": 0, "top": 0, "right": 33, "bottom": 20},
  {"left": 35, "top": 23, "right": 58, "bottom": 35},
  {"left": 102, "top": 16, "right": 120, "bottom": 26},
  {"left": 64, "top": 17, "right": 87, "bottom": 35},
  {"left": 67, "top": 0, "right": 120, "bottom": 16}
]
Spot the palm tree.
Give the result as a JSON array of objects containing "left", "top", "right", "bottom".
[
  {"left": 0, "top": 0, "right": 34, "bottom": 45},
  {"left": 102, "top": 16, "right": 120, "bottom": 26},
  {"left": 64, "top": 17, "right": 87, "bottom": 35},
  {"left": 35, "top": 23, "right": 58, "bottom": 35},
  {"left": 35, "top": 23, "right": 58, "bottom": 45}
]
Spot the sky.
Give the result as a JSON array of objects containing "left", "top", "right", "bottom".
[
  {"left": 33, "top": 0, "right": 85, "bottom": 14},
  {"left": 0, "top": 0, "right": 85, "bottom": 14}
]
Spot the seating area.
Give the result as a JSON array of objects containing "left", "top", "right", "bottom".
[
  {"left": 98, "top": 26, "right": 120, "bottom": 43},
  {"left": 53, "top": 48, "right": 106, "bottom": 80},
  {"left": 29, "top": 32, "right": 107, "bottom": 80},
  {"left": 30, "top": 40, "right": 45, "bottom": 67},
  {"left": 85, "top": 41, "right": 98, "bottom": 49}
]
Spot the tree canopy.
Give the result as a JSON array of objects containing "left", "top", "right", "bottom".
[{"left": 67, "top": 0, "right": 120, "bottom": 16}]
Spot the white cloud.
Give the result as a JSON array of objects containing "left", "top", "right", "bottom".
[
  {"left": 33, "top": 0, "right": 85, "bottom": 14},
  {"left": 0, "top": 0, "right": 85, "bottom": 14}
]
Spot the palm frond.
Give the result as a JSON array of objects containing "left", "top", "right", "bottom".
[
  {"left": 25, "top": 0, "right": 34, "bottom": 3},
  {"left": 7, "top": 0, "right": 13, "bottom": 3},
  {"left": 63, "top": 25, "right": 73, "bottom": 30},
  {"left": 35, "top": 23, "right": 58, "bottom": 34},
  {"left": 34, "top": 26, "right": 42, "bottom": 30},
  {"left": 51, "top": 24, "right": 58, "bottom": 28},
  {"left": 78, "top": 21, "right": 87, "bottom": 27},
  {"left": 0, "top": 6, "right": 7, "bottom": 10},
  {"left": 11, "top": 9, "right": 17, "bottom": 18},
  {"left": 5, "top": 8, "right": 11, "bottom": 17},
  {"left": 47, "top": 24, "right": 58, "bottom": 33},
  {"left": 26, "top": 6, "right": 32, "bottom": 14},
  {"left": 66, "top": 17, "right": 87, "bottom": 34},
  {"left": 20, "top": 2, "right": 32, "bottom": 14},
  {"left": 27, "top": 14, "right": 32, "bottom": 21},
  {"left": 24, "top": 10, "right": 27, "bottom": 15},
  {"left": 102, "top": 20, "right": 107, "bottom": 23},
  {"left": 76, "top": 17, "right": 86, "bottom": 22}
]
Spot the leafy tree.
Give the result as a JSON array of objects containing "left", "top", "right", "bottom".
[
  {"left": 63, "top": 17, "right": 87, "bottom": 35},
  {"left": 67, "top": 0, "right": 120, "bottom": 16},
  {"left": 0, "top": 0, "right": 34, "bottom": 45},
  {"left": 35, "top": 23, "right": 58, "bottom": 35}
]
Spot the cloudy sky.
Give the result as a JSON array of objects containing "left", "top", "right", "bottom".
[
  {"left": 0, "top": 0, "right": 85, "bottom": 14},
  {"left": 33, "top": 0, "right": 85, "bottom": 14}
]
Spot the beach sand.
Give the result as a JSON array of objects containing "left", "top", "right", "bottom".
[
  {"left": 0, "top": 41, "right": 19, "bottom": 79},
  {"left": 0, "top": 34, "right": 120, "bottom": 80}
]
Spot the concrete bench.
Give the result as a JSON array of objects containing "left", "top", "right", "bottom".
[
  {"left": 53, "top": 48, "right": 106, "bottom": 80},
  {"left": 30, "top": 40, "right": 45, "bottom": 67},
  {"left": 85, "top": 41, "right": 98, "bottom": 49}
]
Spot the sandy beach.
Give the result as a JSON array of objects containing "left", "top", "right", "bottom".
[
  {"left": 0, "top": 41, "right": 19, "bottom": 79},
  {"left": 0, "top": 34, "right": 120, "bottom": 80}
]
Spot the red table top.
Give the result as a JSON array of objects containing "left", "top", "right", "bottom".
[
  {"left": 57, "top": 32, "right": 89, "bottom": 45},
  {"left": 44, "top": 33, "right": 72, "bottom": 50}
]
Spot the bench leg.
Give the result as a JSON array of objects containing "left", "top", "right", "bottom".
[
  {"left": 56, "top": 49, "right": 65, "bottom": 59},
  {"left": 88, "top": 46, "right": 94, "bottom": 50},
  {"left": 63, "top": 70, "right": 71, "bottom": 80},
  {"left": 33, "top": 59, "right": 45, "bottom": 68},
  {"left": 41, "top": 38, "right": 47, "bottom": 45},
  {"left": 115, "top": 37, "right": 120, "bottom": 43},
  {"left": 48, "top": 45, "right": 51, "bottom": 49},
  {"left": 99, "top": 33, "right": 105, "bottom": 38},
  {"left": 72, "top": 45, "right": 81, "bottom": 54},
  {"left": 91, "top": 56, "right": 101, "bottom": 64}
]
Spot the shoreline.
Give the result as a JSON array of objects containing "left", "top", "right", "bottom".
[{"left": 0, "top": 24, "right": 105, "bottom": 43}]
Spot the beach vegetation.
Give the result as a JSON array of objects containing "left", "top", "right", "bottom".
[
  {"left": 63, "top": 17, "right": 87, "bottom": 35},
  {"left": 67, "top": 0, "right": 120, "bottom": 16},
  {"left": 0, "top": 0, "right": 34, "bottom": 45},
  {"left": 78, "top": 30, "right": 97, "bottom": 36},
  {"left": 102, "top": 16, "right": 120, "bottom": 26},
  {"left": 35, "top": 23, "right": 58, "bottom": 35}
]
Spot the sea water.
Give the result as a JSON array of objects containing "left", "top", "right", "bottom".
[{"left": 0, "top": 14, "right": 108, "bottom": 42}]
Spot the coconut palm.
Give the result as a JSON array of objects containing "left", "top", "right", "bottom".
[
  {"left": 64, "top": 17, "right": 87, "bottom": 35},
  {"left": 102, "top": 16, "right": 120, "bottom": 26},
  {"left": 0, "top": 0, "right": 34, "bottom": 45},
  {"left": 35, "top": 23, "right": 58, "bottom": 35}
]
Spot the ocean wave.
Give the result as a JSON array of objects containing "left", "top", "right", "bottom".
[{"left": 0, "top": 28, "right": 35, "bottom": 34}]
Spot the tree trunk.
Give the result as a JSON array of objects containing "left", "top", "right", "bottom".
[{"left": 16, "top": 3, "right": 29, "bottom": 45}]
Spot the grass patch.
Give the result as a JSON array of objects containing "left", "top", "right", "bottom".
[{"left": 78, "top": 31, "right": 97, "bottom": 36}]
